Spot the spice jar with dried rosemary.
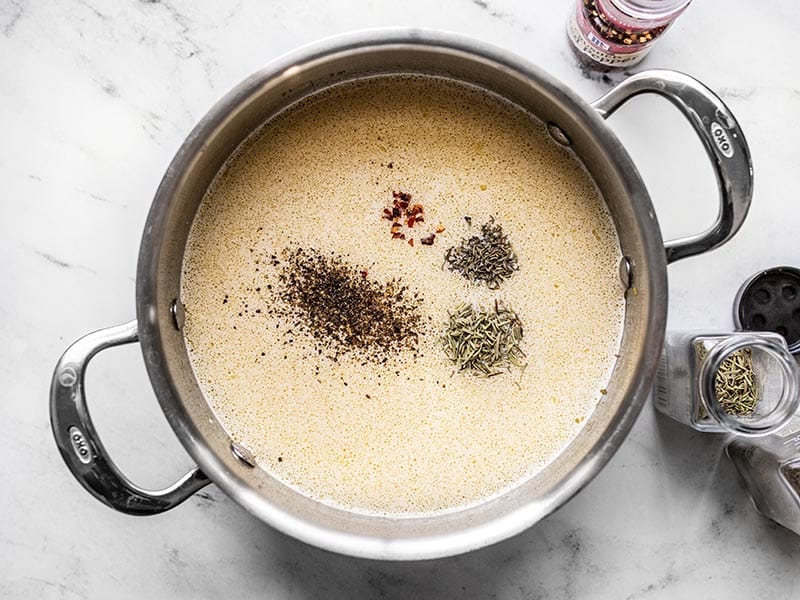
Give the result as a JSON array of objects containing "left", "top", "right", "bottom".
[{"left": 654, "top": 331, "right": 800, "bottom": 435}]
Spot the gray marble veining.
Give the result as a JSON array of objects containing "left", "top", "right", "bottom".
[{"left": 3, "top": 0, "right": 800, "bottom": 597}]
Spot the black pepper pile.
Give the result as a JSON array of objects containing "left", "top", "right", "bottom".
[{"left": 276, "top": 247, "right": 423, "bottom": 361}]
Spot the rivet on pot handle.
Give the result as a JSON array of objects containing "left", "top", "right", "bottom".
[
  {"left": 50, "top": 320, "right": 210, "bottom": 515},
  {"left": 591, "top": 69, "right": 754, "bottom": 263}
]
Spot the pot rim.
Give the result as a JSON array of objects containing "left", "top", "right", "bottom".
[{"left": 135, "top": 28, "right": 666, "bottom": 560}]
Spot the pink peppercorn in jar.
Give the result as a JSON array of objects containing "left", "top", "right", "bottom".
[{"left": 567, "top": 0, "right": 692, "bottom": 70}]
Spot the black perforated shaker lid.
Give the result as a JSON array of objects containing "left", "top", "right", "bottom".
[{"left": 734, "top": 266, "right": 800, "bottom": 354}]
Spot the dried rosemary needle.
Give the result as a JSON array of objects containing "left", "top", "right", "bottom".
[
  {"left": 442, "top": 301, "right": 526, "bottom": 376},
  {"left": 695, "top": 343, "right": 759, "bottom": 416}
]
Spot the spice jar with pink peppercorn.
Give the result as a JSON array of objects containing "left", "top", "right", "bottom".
[{"left": 567, "top": 0, "right": 692, "bottom": 70}]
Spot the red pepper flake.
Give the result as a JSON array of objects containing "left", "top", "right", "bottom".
[
  {"left": 420, "top": 233, "right": 436, "bottom": 245},
  {"left": 381, "top": 191, "right": 433, "bottom": 246},
  {"left": 360, "top": 270, "right": 368, "bottom": 279}
]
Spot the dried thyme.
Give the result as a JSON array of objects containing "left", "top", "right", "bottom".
[
  {"left": 444, "top": 218, "right": 518, "bottom": 289},
  {"left": 276, "top": 247, "right": 423, "bottom": 362},
  {"left": 442, "top": 301, "right": 526, "bottom": 376}
]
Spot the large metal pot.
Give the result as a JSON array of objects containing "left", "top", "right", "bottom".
[{"left": 50, "top": 30, "right": 752, "bottom": 560}]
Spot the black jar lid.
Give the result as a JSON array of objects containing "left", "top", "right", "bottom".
[{"left": 734, "top": 266, "right": 800, "bottom": 354}]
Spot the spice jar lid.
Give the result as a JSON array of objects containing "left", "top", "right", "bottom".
[{"left": 734, "top": 266, "right": 800, "bottom": 354}]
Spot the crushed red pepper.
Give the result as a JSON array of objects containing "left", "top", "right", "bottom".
[{"left": 380, "top": 191, "right": 438, "bottom": 246}]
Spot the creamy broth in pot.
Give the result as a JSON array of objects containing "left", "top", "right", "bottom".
[{"left": 181, "top": 76, "right": 625, "bottom": 515}]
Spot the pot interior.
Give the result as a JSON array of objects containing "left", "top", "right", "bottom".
[{"left": 136, "top": 32, "right": 667, "bottom": 559}]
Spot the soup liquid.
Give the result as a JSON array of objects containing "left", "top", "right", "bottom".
[{"left": 181, "top": 76, "right": 625, "bottom": 515}]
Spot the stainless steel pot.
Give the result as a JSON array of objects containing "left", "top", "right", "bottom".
[{"left": 50, "top": 30, "right": 753, "bottom": 560}]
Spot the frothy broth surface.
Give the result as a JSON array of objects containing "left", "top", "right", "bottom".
[{"left": 181, "top": 76, "right": 625, "bottom": 515}]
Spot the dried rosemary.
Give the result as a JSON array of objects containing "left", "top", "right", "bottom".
[
  {"left": 442, "top": 301, "right": 526, "bottom": 376},
  {"left": 695, "top": 343, "right": 760, "bottom": 416},
  {"left": 444, "top": 218, "right": 518, "bottom": 289}
]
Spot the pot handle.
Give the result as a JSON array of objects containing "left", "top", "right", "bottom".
[
  {"left": 591, "top": 69, "right": 753, "bottom": 263},
  {"left": 50, "top": 320, "right": 210, "bottom": 515}
]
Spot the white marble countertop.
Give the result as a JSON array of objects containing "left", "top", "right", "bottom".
[{"left": 4, "top": 0, "right": 800, "bottom": 597}]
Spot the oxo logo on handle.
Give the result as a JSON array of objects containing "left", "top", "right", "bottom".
[
  {"left": 710, "top": 122, "right": 735, "bottom": 158},
  {"left": 69, "top": 426, "right": 93, "bottom": 465}
]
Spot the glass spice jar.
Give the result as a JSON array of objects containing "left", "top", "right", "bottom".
[
  {"left": 654, "top": 332, "right": 800, "bottom": 436},
  {"left": 567, "top": 0, "right": 692, "bottom": 70},
  {"left": 726, "top": 421, "right": 800, "bottom": 536}
]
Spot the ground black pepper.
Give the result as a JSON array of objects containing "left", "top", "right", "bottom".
[{"left": 274, "top": 247, "right": 424, "bottom": 362}]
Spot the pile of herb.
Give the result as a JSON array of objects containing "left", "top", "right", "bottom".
[
  {"left": 696, "top": 343, "right": 759, "bottom": 416},
  {"left": 277, "top": 248, "right": 423, "bottom": 361},
  {"left": 711, "top": 347, "right": 759, "bottom": 416},
  {"left": 442, "top": 302, "right": 526, "bottom": 376},
  {"left": 444, "top": 218, "right": 518, "bottom": 289}
]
